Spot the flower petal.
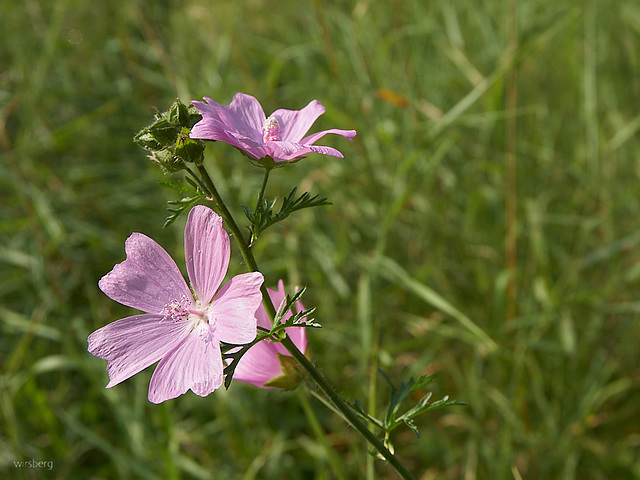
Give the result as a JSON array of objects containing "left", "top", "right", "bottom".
[
  {"left": 301, "top": 128, "right": 357, "bottom": 146},
  {"left": 225, "top": 93, "right": 267, "bottom": 139},
  {"left": 98, "top": 233, "right": 193, "bottom": 314},
  {"left": 232, "top": 280, "right": 308, "bottom": 388},
  {"left": 267, "top": 142, "right": 345, "bottom": 162},
  {"left": 209, "top": 272, "right": 264, "bottom": 345},
  {"left": 88, "top": 313, "right": 192, "bottom": 388},
  {"left": 231, "top": 340, "right": 282, "bottom": 388},
  {"left": 264, "top": 141, "right": 309, "bottom": 162},
  {"left": 271, "top": 100, "right": 326, "bottom": 143},
  {"left": 191, "top": 93, "right": 266, "bottom": 144},
  {"left": 148, "top": 322, "right": 223, "bottom": 403},
  {"left": 189, "top": 116, "right": 242, "bottom": 145},
  {"left": 184, "top": 206, "right": 229, "bottom": 306}
]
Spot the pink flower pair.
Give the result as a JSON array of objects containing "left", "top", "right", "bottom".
[{"left": 88, "top": 205, "right": 306, "bottom": 403}]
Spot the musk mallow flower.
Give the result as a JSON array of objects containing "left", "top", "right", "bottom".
[
  {"left": 232, "top": 280, "right": 308, "bottom": 389},
  {"left": 189, "top": 92, "right": 357, "bottom": 163},
  {"left": 88, "top": 205, "right": 264, "bottom": 403}
]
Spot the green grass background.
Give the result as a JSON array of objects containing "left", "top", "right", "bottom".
[{"left": 2, "top": 0, "right": 640, "bottom": 478}]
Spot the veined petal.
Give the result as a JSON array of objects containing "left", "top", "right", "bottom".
[
  {"left": 191, "top": 98, "right": 225, "bottom": 124},
  {"left": 304, "top": 145, "right": 345, "bottom": 158},
  {"left": 148, "top": 322, "right": 223, "bottom": 403},
  {"left": 189, "top": 116, "right": 240, "bottom": 145},
  {"left": 265, "top": 141, "right": 310, "bottom": 162},
  {"left": 209, "top": 272, "right": 264, "bottom": 345},
  {"left": 226, "top": 93, "right": 267, "bottom": 139},
  {"left": 185, "top": 206, "right": 229, "bottom": 306},
  {"left": 271, "top": 100, "right": 326, "bottom": 143},
  {"left": 191, "top": 93, "right": 266, "bottom": 143},
  {"left": 88, "top": 313, "right": 192, "bottom": 388},
  {"left": 268, "top": 142, "right": 345, "bottom": 162},
  {"left": 226, "top": 131, "right": 270, "bottom": 159},
  {"left": 301, "top": 128, "right": 357, "bottom": 146},
  {"left": 98, "top": 233, "right": 193, "bottom": 314},
  {"left": 231, "top": 340, "right": 282, "bottom": 388}
]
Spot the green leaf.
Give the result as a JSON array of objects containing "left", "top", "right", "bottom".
[
  {"left": 245, "top": 187, "right": 331, "bottom": 243},
  {"left": 350, "top": 370, "right": 465, "bottom": 439},
  {"left": 163, "top": 196, "right": 200, "bottom": 228},
  {"left": 271, "top": 286, "right": 322, "bottom": 333},
  {"left": 158, "top": 179, "right": 204, "bottom": 228}
]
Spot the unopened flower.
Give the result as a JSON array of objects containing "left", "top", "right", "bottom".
[
  {"left": 232, "top": 280, "right": 308, "bottom": 389},
  {"left": 190, "top": 92, "right": 356, "bottom": 164},
  {"left": 88, "top": 205, "right": 264, "bottom": 403}
]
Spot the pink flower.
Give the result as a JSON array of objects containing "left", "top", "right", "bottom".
[
  {"left": 189, "top": 92, "right": 356, "bottom": 163},
  {"left": 88, "top": 205, "right": 264, "bottom": 403},
  {"left": 232, "top": 280, "right": 308, "bottom": 388}
]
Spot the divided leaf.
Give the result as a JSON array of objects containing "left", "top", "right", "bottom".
[
  {"left": 244, "top": 187, "right": 331, "bottom": 244},
  {"left": 351, "top": 370, "right": 465, "bottom": 441}
]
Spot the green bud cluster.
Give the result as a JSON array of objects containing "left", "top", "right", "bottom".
[{"left": 134, "top": 99, "right": 205, "bottom": 172}]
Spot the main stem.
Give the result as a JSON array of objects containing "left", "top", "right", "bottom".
[{"left": 196, "top": 164, "right": 416, "bottom": 480}]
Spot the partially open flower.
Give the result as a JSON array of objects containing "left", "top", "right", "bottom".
[
  {"left": 190, "top": 93, "right": 356, "bottom": 164},
  {"left": 232, "top": 280, "right": 308, "bottom": 389}
]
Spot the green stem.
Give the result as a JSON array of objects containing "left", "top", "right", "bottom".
[
  {"left": 196, "top": 164, "right": 416, "bottom": 480},
  {"left": 197, "top": 164, "right": 254, "bottom": 257},
  {"left": 255, "top": 167, "right": 271, "bottom": 211},
  {"left": 282, "top": 336, "right": 414, "bottom": 479},
  {"left": 296, "top": 388, "right": 348, "bottom": 480}
]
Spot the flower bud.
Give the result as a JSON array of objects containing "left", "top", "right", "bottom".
[
  {"left": 150, "top": 147, "right": 185, "bottom": 173},
  {"left": 175, "top": 129, "right": 205, "bottom": 165}
]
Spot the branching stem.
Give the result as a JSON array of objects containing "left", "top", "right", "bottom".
[{"left": 196, "top": 163, "right": 416, "bottom": 480}]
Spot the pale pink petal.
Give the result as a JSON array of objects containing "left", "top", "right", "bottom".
[
  {"left": 226, "top": 131, "right": 270, "bottom": 159},
  {"left": 306, "top": 145, "right": 346, "bottom": 157},
  {"left": 264, "top": 141, "right": 309, "bottom": 161},
  {"left": 271, "top": 100, "right": 327, "bottom": 143},
  {"left": 148, "top": 322, "right": 223, "bottom": 403},
  {"left": 231, "top": 340, "right": 283, "bottom": 387},
  {"left": 255, "top": 295, "right": 273, "bottom": 330},
  {"left": 189, "top": 116, "right": 241, "bottom": 145},
  {"left": 232, "top": 280, "right": 308, "bottom": 388},
  {"left": 88, "top": 314, "right": 192, "bottom": 388},
  {"left": 229, "top": 132, "right": 264, "bottom": 149},
  {"left": 191, "top": 93, "right": 265, "bottom": 143},
  {"left": 208, "top": 272, "right": 264, "bottom": 345},
  {"left": 264, "top": 142, "right": 346, "bottom": 162},
  {"left": 301, "top": 128, "right": 357, "bottom": 146},
  {"left": 98, "top": 233, "right": 193, "bottom": 314},
  {"left": 225, "top": 93, "right": 267, "bottom": 139},
  {"left": 184, "top": 206, "right": 229, "bottom": 306}
]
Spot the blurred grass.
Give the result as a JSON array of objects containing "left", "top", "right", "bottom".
[{"left": 2, "top": 0, "right": 640, "bottom": 478}]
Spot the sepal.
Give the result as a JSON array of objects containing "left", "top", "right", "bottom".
[{"left": 263, "top": 353, "right": 303, "bottom": 390}]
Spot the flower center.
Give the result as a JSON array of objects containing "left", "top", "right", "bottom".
[
  {"left": 160, "top": 296, "right": 206, "bottom": 324},
  {"left": 262, "top": 116, "right": 282, "bottom": 143}
]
